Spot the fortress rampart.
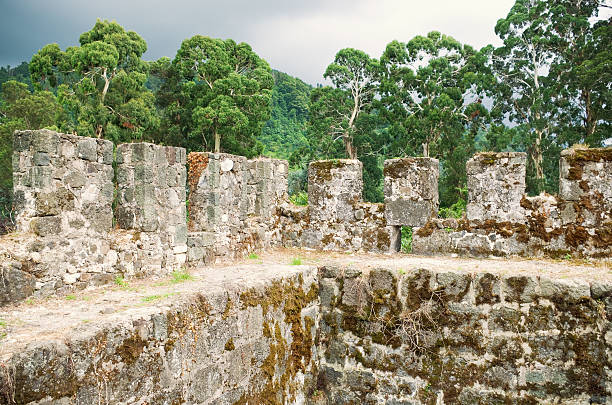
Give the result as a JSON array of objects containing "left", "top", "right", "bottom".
[
  {"left": 0, "top": 130, "right": 611, "bottom": 404},
  {"left": 1, "top": 130, "right": 611, "bottom": 306}
]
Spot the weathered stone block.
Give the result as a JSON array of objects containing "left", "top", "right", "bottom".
[
  {"left": 30, "top": 216, "right": 62, "bottom": 236},
  {"left": 0, "top": 264, "right": 35, "bottom": 305},
  {"left": 77, "top": 138, "right": 98, "bottom": 161},
  {"left": 384, "top": 157, "right": 439, "bottom": 227},
  {"left": 466, "top": 152, "right": 526, "bottom": 223},
  {"left": 308, "top": 160, "right": 362, "bottom": 222}
]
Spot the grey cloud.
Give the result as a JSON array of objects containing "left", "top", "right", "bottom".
[{"left": 0, "top": 0, "right": 514, "bottom": 84}]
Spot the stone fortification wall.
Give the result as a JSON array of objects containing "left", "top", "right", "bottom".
[
  {"left": 115, "top": 142, "right": 188, "bottom": 275},
  {"left": 281, "top": 160, "right": 399, "bottom": 253},
  {"left": 2, "top": 129, "right": 611, "bottom": 307},
  {"left": 2, "top": 132, "right": 189, "bottom": 306},
  {"left": 4, "top": 130, "right": 116, "bottom": 302},
  {"left": 317, "top": 264, "right": 611, "bottom": 404},
  {"left": 186, "top": 152, "right": 288, "bottom": 264},
  {"left": 2, "top": 260, "right": 610, "bottom": 404},
  {"left": 0, "top": 265, "right": 319, "bottom": 405},
  {"left": 412, "top": 148, "right": 612, "bottom": 258}
]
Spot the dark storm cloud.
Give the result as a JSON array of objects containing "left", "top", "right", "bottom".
[{"left": 0, "top": 0, "right": 517, "bottom": 84}]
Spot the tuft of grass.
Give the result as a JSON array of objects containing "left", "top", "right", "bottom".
[
  {"left": 290, "top": 257, "right": 302, "bottom": 265},
  {"left": 114, "top": 275, "right": 128, "bottom": 287},
  {"left": 171, "top": 269, "right": 194, "bottom": 284},
  {"left": 248, "top": 252, "right": 259, "bottom": 260},
  {"left": 142, "top": 292, "right": 178, "bottom": 303},
  {"left": 401, "top": 226, "right": 413, "bottom": 253},
  {"left": 65, "top": 294, "right": 76, "bottom": 300}
]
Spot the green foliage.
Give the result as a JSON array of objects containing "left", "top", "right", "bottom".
[
  {"left": 438, "top": 191, "right": 466, "bottom": 219},
  {"left": 0, "top": 62, "right": 32, "bottom": 90},
  {"left": 289, "top": 191, "right": 308, "bottom": 206},
  {"left": 401, "top": 226, "right": 412, "bottom": 253},
  {"left": 29, "top": 19, "right": 158, "bottom": 143},
  {"left": 170, "top": 269, "right": 194, "bottom": 283},
  {"left": 259, "top": 70, "right": 311, "bottom": 159},
  {"left": 380, "top": 32, "right": 493, "bottom": 158},
  {"left": 248, "top": 252, "right": 260, "bottom": 259},
  {"left": 114, "top": 275, "right": 128, "bottom": 287},
  {"left": 291, "top": 257, "right": 302, "bottom": 265},
  {"left": 155, "top": 36, "right": 273, "bottom": 157}
]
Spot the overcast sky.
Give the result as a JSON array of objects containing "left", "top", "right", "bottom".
[{"left": 0, "top": 0, "right": 543, "bottom": 84}]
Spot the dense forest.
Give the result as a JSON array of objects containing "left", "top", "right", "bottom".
[{"left": 0, "top": 0, "right": 610, "bottom": 231}]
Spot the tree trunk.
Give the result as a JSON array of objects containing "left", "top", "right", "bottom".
[
  {"left": 533, "top": 129, "right": 545, "bottom": 194},
  {"left": 422, "top": 142, "right": 429, "bottom": 158},
  {"left": 583, "top": 89, "right": 597, "bottom": 140},
  {"left": 214, "top": 131, "right": 220, "bottom": 154},
  {"left": 344, "top": 134, "right": 356, "bottom": 159}
]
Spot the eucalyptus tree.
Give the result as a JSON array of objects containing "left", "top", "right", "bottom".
[
  {"left": 493, "top": 0, "right": 566, "bottom": 193},
  {"left": 171, "top": 36, "right": 273, "bottom": 155},
  {"left": 307, "top": 48, "right": 379, "bottom": 159},
  {"left": 549, "top": 2, "right": 610, "bottom": 146},
  {"left": 29, "top": 20, "right": 157, "bottom": 143},
  {"left": 380, "top": 32, "right": 492, "bottom": 158}
]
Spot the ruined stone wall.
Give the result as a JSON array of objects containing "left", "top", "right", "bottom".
[
  {"left": 115, "top": 142, "right": 188, "bottom": 275},
  {"left": 384, "top": 157, "right": 439, "bottom": 227},
  {"left": 5, "top": 130, "right": 116, "bottom": 301},
  {"left": 317, "top": 264, "right": 611, "bottom": 404},
  {"left": 186, "top": 152, "right": 288, "bottom": 264},
  {"left": 412, "top": 148, "right": 612, "bottom": 258},
  {"left": 2, "top": 132, "right": 189, "bottom": 306},
  {"left": 0, "top": 266, "right": 319, "bottom": 405},
  {"left": 281, "top": 160, "right": 399, "bottom": 253}
]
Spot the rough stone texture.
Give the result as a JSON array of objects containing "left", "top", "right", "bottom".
[
  {"left": 317, "top": 265, "right": 612, "bottom": 404},
  {"left": 13, "top": 129, "right": 114, "bottom": 236},
  {"left": 466, "top": 152, "right": 527, "bottom": 223},
  {"left": 414, "top": 148, "right": 612, "bottom": 258},
  {"left": 384, "top": 157, "right": 439, "bottom": 227},
  {"left": 9, "top": 130, "right": 117, "bottom": 299},
  {"left": 187, "top": 152, "right": 288, "bottom": 263},
  {"left": 116, "top": 142, "right": 188, "bottom": 271},
  {"left": 280, "top": 160, "right": 399, "bottom": 253},
  {"left": 0, "top": 265, "right": 319, "bottom": 405},
  {"left": 308, "top": 160, "right": 363, "bottom": 222},
  {"left": 559, "top": 147, "right": 612, "bottom": 228}
]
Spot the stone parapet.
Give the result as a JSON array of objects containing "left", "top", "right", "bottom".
[
  {"left": 383, "top": 157, "right": 439, "bottom": 227},
  {"left": 466, "top": 152, "right": 527, "bottom": 223}
]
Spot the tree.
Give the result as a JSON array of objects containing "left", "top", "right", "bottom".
[
  {"left": 493, "top": 0, "right": 566, "bottom": 193},
  {"left": 550, "top": 3, "right": 610, "bottom": 147},
  {"left": 308, "top": 48, "right": 378, "bottom": 159},
  {"left": 258, "top": 70, "right": 311, "bottom": 159},
  {"left": 29, "top": 19, "right": 158, "bottom": 143},
  {"left": 169, "top": 36, "right": 273, "bottom": 155},
  {"left": 380, "top": 32, "right": 492, "bottom": 158}
]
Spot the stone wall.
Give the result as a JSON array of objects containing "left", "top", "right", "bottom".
[
  {"left": 413, "top": 148, "right": 612, "bottom": 258},
  {"left": 2, "top": 132, "right": 191, "bottom": 305},
  {"left": 317, "top": 264, "right": 611, "bottom": 404},
  {"left": 281, "top": 160, "right": 399, "bottom": 253},
  {"left": 2, "top": 129, "right": 611, "bottom": 307},
  {"left": 384, "top": 157, "right": 439, "bottom": 227},
  {"left": 6, "top": 130, "right": 116, "bottom": 299},
  {"left": 115, "top": 142, "right": 188, "bottom": 275},
  {"left": 186, "top": 152, "right": 288, "bottom": 264},
  {"left": 0, "top": 265, "right": 319, "bottom": 405},
  {"left": 2, "top": 261, "right": 610, "bottom": 404}
]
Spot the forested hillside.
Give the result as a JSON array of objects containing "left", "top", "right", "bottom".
[
  {"left": 258, "top": 70, "right": 311, "bottom": 159},
  {"left": 0, "top": 0, "right": 610, "bottom": 232}
]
